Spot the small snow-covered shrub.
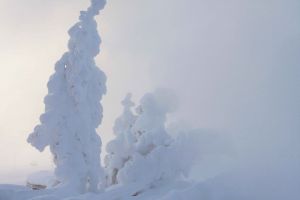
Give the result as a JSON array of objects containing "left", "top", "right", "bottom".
[{"left": 104, "top": 93, "right": 137, "bottom": 186}]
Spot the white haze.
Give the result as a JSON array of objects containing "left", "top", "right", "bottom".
[{"left": 0, "top": 0, "right": 299, "bottom": 198}]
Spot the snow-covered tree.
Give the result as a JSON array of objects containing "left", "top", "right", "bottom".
[
  {"left": 102, "top": 90, "right": 230, "bottom": 197},
  {"left": 104, "top": 93, "right": 137, "bottom": 186},
  {"left": 27, "top": 0, "right": 107, "bottom": 193},
  {"left": 131, "top": 89, "right": 176, "bottom": 156},
  {"left": 116, "top": 89, "right": 182, "bottom": 186}
]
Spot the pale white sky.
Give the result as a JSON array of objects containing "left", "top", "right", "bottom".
[{"left": 0, "top": 0, "right": 299, "bottom": 185}]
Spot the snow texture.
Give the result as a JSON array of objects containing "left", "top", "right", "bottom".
[
  {"left": 104, "top": 90, "right": 198, "bottom": 193},
  {"left": 104, "top": 93, "right": 137, "bottom": 186},
  {"left": 27, "top": 0, "right": 107, "bottom": 193}
]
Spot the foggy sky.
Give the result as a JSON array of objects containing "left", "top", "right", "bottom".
[{"left": 0, "top": 1, "right": 299, "bottom": 195}]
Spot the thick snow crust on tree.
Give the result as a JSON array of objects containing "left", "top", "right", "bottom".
[
  {"left": 104, "top": 89, "right": 197, "bottom": 190},
  {"left": 104, "top": 93, "right": 137, "bottom": 186},
  {"left": 27, "top": 0, "right": 107, "bottom": 193}
]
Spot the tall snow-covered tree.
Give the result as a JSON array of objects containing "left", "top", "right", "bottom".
[
  {"left": 104, "top": 93, "right": 137, "bottom": 186},
  {"left": 27, "top": 0, "right": 107, "bottom": 193}
]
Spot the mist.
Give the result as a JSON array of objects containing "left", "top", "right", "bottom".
[
  {"left": 0, "top": 0, "right": 299, "bottom": 198},
  {"left": 101, "top": 0, "right": 300, "bottom": 198}
]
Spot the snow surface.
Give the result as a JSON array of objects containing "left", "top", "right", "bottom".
[{"left": 3, "top": 166, "right": 300, "bottom": 200}]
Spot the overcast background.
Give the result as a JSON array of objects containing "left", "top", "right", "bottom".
[{"left": 0, "top": 0, "right": 299, "bottom": 195}]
